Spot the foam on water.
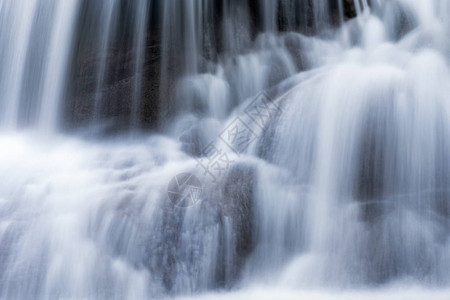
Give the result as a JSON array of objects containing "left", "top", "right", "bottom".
[{"left": 175, "top": 286, "right": 450, "bottom": 300}]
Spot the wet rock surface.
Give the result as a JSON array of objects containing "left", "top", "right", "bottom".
[
  {"left": 93, "top": 161, "right": 257, "bottom": 293},
  {"left": 65, "top": 0, "right": 364, "bottom": 134}
]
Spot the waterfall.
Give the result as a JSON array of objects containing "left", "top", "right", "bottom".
[
  {"left": 38, "top": 0, "right": 80, "bottom": 133},
  {"left": 0, "top": 0, "right": 79, "bottom": 132},
  {"left": 0, "top": 0, "right": 37, "bottom": 129},
  {"left": 2, "top": 0, "right": 450, "bottom": 299},
  {"left": 130, "top": 0, "right": 149, "bottom": 129},
  {"left": 93, "top": 0, "right": 119, "bottom": 125}
]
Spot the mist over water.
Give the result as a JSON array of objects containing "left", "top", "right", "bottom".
[{"left": 1, "top": 0, "right": 450, "bottom": 299}]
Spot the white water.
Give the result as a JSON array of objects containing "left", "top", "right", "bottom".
[
  {"left": 1, "top": 0, "right": 450, "bottom": 299},
  {"left": 0, "top": 0, "right": 37, "bottom": 129},
  {"left": 177, "top": 286, "right": 450, "bottom": 300},
  {"left": 38, "top": 0, "right": 80, "bottom": 133},
  {"left": 93, "top": 0, "right": 119, "bottom": 123},
  {"left": 0, "top": 0, "right": 79, "bottom": 132},
  {"left": 130, "top": 0, "right": 149, "bottom": 129}
]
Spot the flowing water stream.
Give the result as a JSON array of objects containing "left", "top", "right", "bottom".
[{"left": 1, "top": 0, "right": 450, "bottom": 299}]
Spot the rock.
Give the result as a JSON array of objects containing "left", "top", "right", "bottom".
[
  {"left": 143, "top": 163, "right": 257, "bottom": 292},
  {"left": 343, "top": 0, "right": 358, "bottom": 19},
  {"left": 220, "top": 163, "right": 256, "bottom": 277},
  {"left": 353, "top": 106, "right": 386, "bottom": 222},
  {"left": 64, "top": 0, "right": 367, "bottom": 134}
]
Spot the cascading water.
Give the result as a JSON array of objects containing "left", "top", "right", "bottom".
[
  {"left": 130, "top": 0, "right": 149, "bottom": 129},
  {"left": 0, "top": 0, "right": 79, "bottom": 132},
  {"left": 1, "top": 0, "right": 450, "bottom": 299},
  {"left": 92, "top": 0, "right": 119, "bottom": 125}
]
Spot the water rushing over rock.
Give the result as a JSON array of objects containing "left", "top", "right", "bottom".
[
  {"left": 1, "top": 0, "right": 450, "bottom": 299},
  {"left": 0, "top": 0, "right": 79, "bottom": 133}
]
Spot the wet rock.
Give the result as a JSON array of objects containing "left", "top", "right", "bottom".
[
  {"left": 354, "top": 111, "right": 386, "bottom": 222},
  {"left": 283, "top": 33, "right": 307, "bottom": 75},
  {"left": 64, "top": 0, "right": 366, "bottom": 135},
  {"left": 220, "top": 163, "right": 256, "bottom": 271},
  {"left": 132, "top": 163, "right": 257, "bottom": 292},
  {"left": 179, "top": 125, "right": 204, "bottom": 157},
  {"left": 343, "top": 0, "right": 358, "bottom": 19},
  {"left": 66, "top": 36, "right": 161, "bottom": 134},
  {"left": 382, "top": 1, "right": 418, "bottom": 40}
]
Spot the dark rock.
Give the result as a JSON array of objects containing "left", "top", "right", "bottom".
[
  {"left": 343, "top": 0, "right": 358, "bottom": 19},
  {"left": 63, "top": 0, "right": 367, "bottom": 134},
  {"left": 353, "top": 108, "right": 386, "bottom": 222},
  {"left": 222, "top": 163, "right": 255, "bottom": 260},
  {"left": 88, "top": 162, "right": 257, "bottom": 293},
  {"left": 149, "top": 163, "right": 256, "bottom": 291},
  {"left": 179, "top": 125, "right": 204, "bottom": 157},
  {"left": 283, "top": 33, "right": 307, "bottom": 72}
]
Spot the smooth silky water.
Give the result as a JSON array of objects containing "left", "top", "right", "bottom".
[{"left": 1, "top": 0, "right": 450, "bottom": 299}]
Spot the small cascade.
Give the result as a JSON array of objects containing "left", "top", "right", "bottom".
[
  {"left": 0, "top": 0, "right": 37, "bottom": 129},
  {"left": 130, "top": 0, "right": 149, "bottom": 129},
  {"left": 38, "top": 0, "right": 80, "bottom": 133},
  {"left": 93, "top": 0, "right": 119, "bottom": 124},
  {"left": 0, "top": 0, "right": 353, "bottom": 132},
  {"left": 260, "top": 0, "right": 278, "bottom": 32},
  {"left": 0, "top": 0, "right": 79, "bottom": 133}
]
